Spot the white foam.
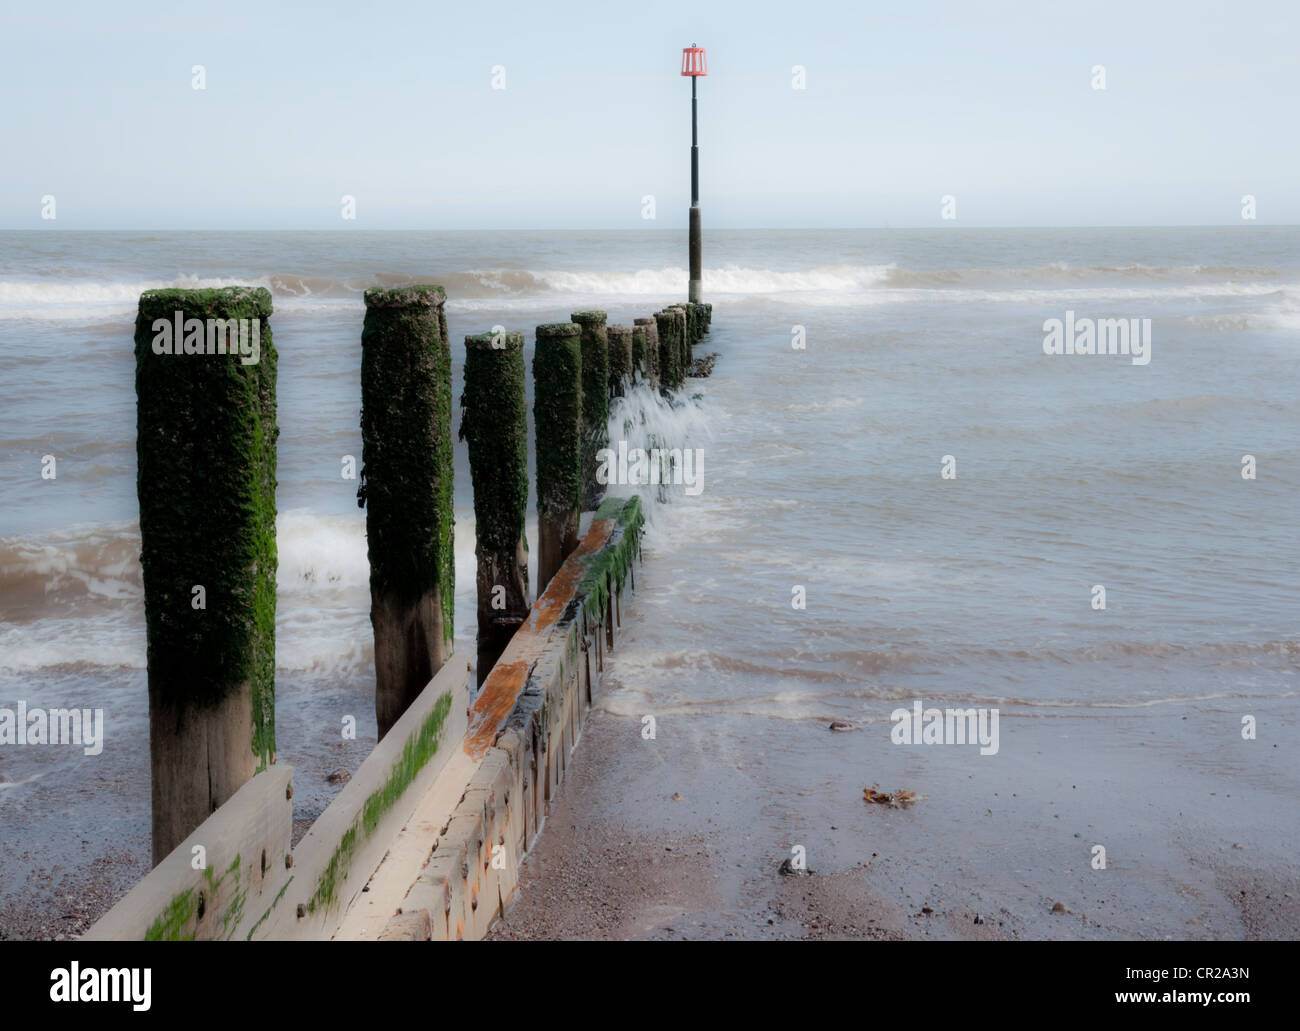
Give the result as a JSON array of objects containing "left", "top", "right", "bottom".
[
  {"left": 0, "top": 276, "right": 273, "bottom": 322},
  {"left": 8, "top": 264, "right": 1298, "bottom": 321}
]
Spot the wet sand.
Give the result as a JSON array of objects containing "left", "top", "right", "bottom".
[
  {"left": 7, "top": 682, "right": 1293, "bottom": 942},
  {"left": 487, "top": 705, "right": 1299, "bottom": 941},
  {"left": 489, "top": 586, "right": 1300, "bottom": 941}
]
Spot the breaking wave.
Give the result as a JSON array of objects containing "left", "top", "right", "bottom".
[{"left": 4, "top": 262, "right": 1297, "bottom": 320}]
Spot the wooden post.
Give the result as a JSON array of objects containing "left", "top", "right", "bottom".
[
  {"left": 673, "top": 306, "right": 691, "bottom": 377},
  {"left": 686, "top": 302, "right": 703, "bottom": 347},
  {"left": 633, "top": 317, "right": 659, "bottom": 388},
  {"left": 653, "top": 310, "right": 680, "bottom": 390},
  {"left": 134, "top": 286, "right": 278, "bottom": 865},
  {"left": 533, "top": 322, "right": 583, "bottom": 593},
  {"left": 667, "top": 305, "right": 691, "bottom": 374},
  {"left": 606, "top": 325, "right": 633, "bottom": 397},
  {"left": 360, "top": 286, "right": 454, "bottom": 740},
  {"left": 571, "top": 311, "right": 609, "bottom": 510},
  {"left": 629, "top": 326, "right": 647, "bottom": 386},
  {"left": 460, "top": 332, "right": 531, "bottom": 686}
]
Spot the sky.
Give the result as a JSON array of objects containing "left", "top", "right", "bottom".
[{"left": 1, "top": 0, "right": 1297, "bottom": 229}]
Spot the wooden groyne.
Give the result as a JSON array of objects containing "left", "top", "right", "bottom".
[
  {"left": 86, "top": 294, "right": 711, "bottom": 941},
  {"left": 340, "top": 494, "right": 643, "bottom": 940}
]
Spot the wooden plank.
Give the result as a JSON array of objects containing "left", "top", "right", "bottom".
[
  {"left": 464, "top": 519, "right": 615, "bottom": 760},
  {"left": 379, "top": 909, "right": 431, "bottom": 940},
  {"left": 421, "top": 835, "right": 469, "bottom": 940},
  {"left": 336, "top": 497, "right": 644, "bottom": 940},
  {"left": 473, "top": 750, "right": 517, "bottom": 915},
  {"left": 84, "top": 765, "right": 293, "bottom": 941},
  {"left": 260, "top": 660, "right": 469, "bottom": 939}
]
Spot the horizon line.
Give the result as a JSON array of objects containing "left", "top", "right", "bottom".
[{"left": 1, "top": 223, "right": 1293, "bottom": 233}]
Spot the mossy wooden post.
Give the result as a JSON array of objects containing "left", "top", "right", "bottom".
[
  {"left": 606, "top": 325, "right": 633, "bottom": 397},
  {"left": 360, "top": 286, "right": 454, "bottom": 740},
  {"left": 460, "top": 332, "right": 531, "bottom": 686},
  {"left": 630, "top": 326, "right": 648, "bottom": 385},
  {"left": 653, "top": 311, "right": 676, "bottom": 390},
  {"left": 658, "top": 308, "right": 688, "bottom": 387},
  {"left": 687, "top": 302, "right": 704, "bottom": 346},
  {"left": 571, "top": 311, "right": 609, "bottom": 510},
  {"left": 634, "top": 317, "right": 659, "bottom": 388},
  {"left": 134, "top": 286, "right": 278, "bottom": 866},
  {"left": 681, "top": 303, "right": 696, "bottom": 349},
  {"left": 534, "top": 323, "right": 583, "bottom": 593},
  {"left": 673, "top": 307, "right": 691, "bottom": 377},
  {"left": 668, "top": 305, "right": 691, "bottom": 373},
  {"left": 701, "top": 302, "right": 713, "bottom": 333}
]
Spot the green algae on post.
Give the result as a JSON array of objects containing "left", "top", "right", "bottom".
[
  {"left": 630, "top": 326, "right": 648, "bottom": 383},
  {"left": 686, "top": 302, "right": 703, "bottom": 347},
  {"left": 570, "top": 311, "right": 609, "bottom": 510},
  {"left": 634, "top": 317, "right": 660, "bottom": 388},
  {"left": 134, "top": 286, "right": 278, "bottom": 865},
  {"left": 666, "top": 306, "right": 690, "bottom": 377},
  {"left": 533, "top": 322, "right": 584, "bottom": 593},
  {"left": 360, "top": 285, "right": 454, "bottom": 739},
  {"left": 680, "top": 305, "right": 694, "bottom": 369},
  {"left": 653, "top": 310, "right": 681, "bottom": 390},
  {"left": 682, "top": 303, "right": 697, "bottom": 349},
  {"left": 606, "top": 324, "right": 633, "bottom": 397},
  {"left": 460, "top": 332, "right": 531, "bottom": 685}
]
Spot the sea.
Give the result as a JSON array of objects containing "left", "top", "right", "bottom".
[{"left": 1, "top": 227, "right": 1297, "bottom": 937}]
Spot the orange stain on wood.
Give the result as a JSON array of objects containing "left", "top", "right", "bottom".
[{"left": 463, "top": 518, "right": 615, "bottom": 760}]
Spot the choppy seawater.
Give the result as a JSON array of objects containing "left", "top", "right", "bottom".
[{"left": 1, "top": 228, "right": 1297, "bottom": 934}]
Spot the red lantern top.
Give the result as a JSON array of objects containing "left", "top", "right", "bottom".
[{"left": 681, "top": 45, "right": 707, "bottom": 77}]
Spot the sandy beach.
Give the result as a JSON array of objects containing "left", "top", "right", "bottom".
[
  {"left": 488, "top": 705, "right": 1299, "bottom": 941},
  {"left": 489, "top": 565, "right": 1300, "bottom": 941}
]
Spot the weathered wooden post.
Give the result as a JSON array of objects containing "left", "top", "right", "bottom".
[
  {"left": 134, "top": 286, "right": 278, "bottom": 865},
  {"left": 606, "top": 324, "right": 633, "bottom": 397},
  {"left": 571, "top": 311, "right": 609, "bottom": 510},
  {"left": 654, "top": 310, "right": 680, "bottom": 390},
  {"left": 360, "top": 285, "right": 454, "bottom": 740},
  {"left": 534, "top": 322, "right": 584, "bottom": 593},
  {"left": 687, "top": 302, "right": 703, "bottom": 346},
  {"left": 676, "top": 306, "right": 692, "bottom": 373},
  {"left": 670, "top": 304, "right": 693, "bottom": 370},
  {"left": 461, "top": 331, "right": 531, "bottom": 686},
  {"left": 662, "top": 306, "right": 689, "bottom": 384},
  {"left": 701, "top": 302, "right": 713, "bottom": 333},
  {"left": 634, "top": 317, "right": 659, "bottom": 388},
  {"left": 630, "top": 326, "right": 648, "bottom": 385}
]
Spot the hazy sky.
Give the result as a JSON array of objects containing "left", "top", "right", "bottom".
[{"left": 2, "top": 0, "right": 1296, "bottom": 228}]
